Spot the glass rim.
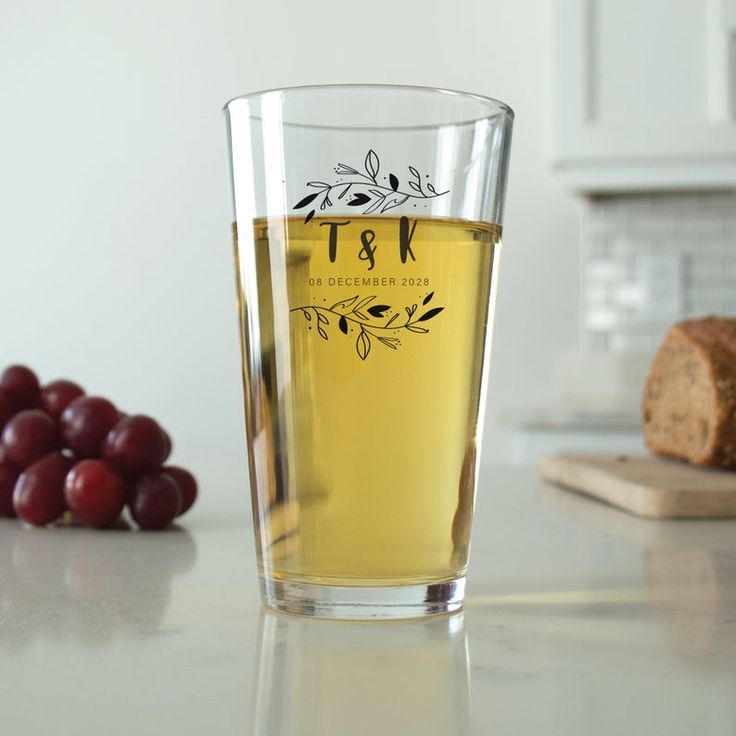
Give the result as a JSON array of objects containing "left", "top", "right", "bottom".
[{"left": 222, "top": 83, "right": 514, "bottom": 130}]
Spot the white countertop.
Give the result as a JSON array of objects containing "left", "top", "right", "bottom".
[{"left": 3, "top": 464, "right": 736, "bottom": 735}]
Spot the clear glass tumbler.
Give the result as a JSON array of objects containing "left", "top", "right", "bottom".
[{"left": 224, "top": 84, "right": 513, "bottom": 619}]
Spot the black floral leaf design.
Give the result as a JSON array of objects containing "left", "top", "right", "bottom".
[
  {"left": 364, "top": 195, "right": 386, "bottom": 215},
  {"left": 336, "top": 163, "right": 359, "bottom": 175},
  {"left": 367, "top": 304, "right": 391, "bottom": 318},
  {"left": 294, "top": 192, "right": 320, "bottom": 209},
  {"left": 377, "top": 336, "right": 399, "bottom": 349},
  {"left": 294, "top": 151, "right": 450, "bottom": 217},
  {"left": 331, "top": 295, "right": 359, "bottom": 310},
  {"left": 417, "top": 307, "right": 444, "bottom": 322},
  {"left": 365, "top": 149, "right": 379, "bottom": 181},
  {"left": 291, "top": 292, "right": 444, "bottom": 360},
  {"left": 356, "top": 330, "right": 371, "bottom": 360},
  {"left": 381, "top": 194, "right": 408, "bottom": 213},
  {"left": 353, "top": 296, "right": 376, "bottom": 317},
  {"left": 304, "top": 209, "right": 315, "bottom": 223},
  {"left": 320, "top": 190, "right": 333, "bottom": 210},
  {"left": 348, "top": 192, "right": 371, "bottom": 207}
]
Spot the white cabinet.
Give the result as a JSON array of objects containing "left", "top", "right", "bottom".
[{"left": 552, "top": 0, "right": 736, "bottom": 191}]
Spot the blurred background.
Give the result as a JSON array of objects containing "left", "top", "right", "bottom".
[{"left": 2, "top": 0, "right": 735, "bottom": 501}]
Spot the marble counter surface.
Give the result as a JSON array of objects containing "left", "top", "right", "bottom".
[{"left": 2, "top": 465, "right": 736, "bottom": 735}]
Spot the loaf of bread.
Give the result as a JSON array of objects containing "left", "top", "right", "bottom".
[{"left": 643, "top": 317, "right": 736, "bottom": 468}]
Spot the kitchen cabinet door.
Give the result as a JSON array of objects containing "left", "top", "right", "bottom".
[{"left": 553, "top": 0, "right": 736, "bottom": 191}]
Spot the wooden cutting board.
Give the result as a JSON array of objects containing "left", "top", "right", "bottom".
[{"left": 539, "top": 454, "right": 736, "bottom": 519}]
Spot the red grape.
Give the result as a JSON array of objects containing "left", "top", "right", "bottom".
[
  {"left": 1, "top": 410, "right": 59, "bottom": 468},
  {"left": 160, "top": 428, "right": 172, "bottom": 463},
  {"left": 162, "top": 466, "right": 197, "bottom": 516},
  {"left": 13, "top": 452, "right": 71, "bottom": 526},
  {"left": 41, "top": 380, "right": 84, "bottom": 420},
  {"left": 64, "top": 459, "right": 126, "bottom": 528},
  {"left": 0, "top": 388, "right": 15, "bottom": 431},
  {"left": 130, "top": 473, "right": 181, "bottom": 530},
  {"left": 0, "top": 368, "right": 194, "bottom": 533},
  {"left": 0, "top": 365, "right": 41, "bottom": 410},
  {"left": 102, "top": 415, "right": 167, "bottom": 476},
  {"left": 60, "top": 396, "right": 118, "bottom": 458},
  {"left": 0, "top": 463, "right": 19, "bottom": 517},
  {"left": 0, "top": 443, "right": 13, "bottom": 467}
]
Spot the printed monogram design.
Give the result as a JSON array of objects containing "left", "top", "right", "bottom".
[
  {"left": 291, "top": 292, "right": 444, "bottom": 360},
  {"left": 293, "top": 150, "right": 450, "bottom": 223}
]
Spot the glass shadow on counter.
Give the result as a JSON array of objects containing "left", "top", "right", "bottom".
[
  {"left": 542, "top": 483, "right": 736, "bottom": 672},
  {"left": 252, "top": 611, "right": 472, "bottom": 736},
  {"left": 0, "top": 519, "right": 196, "bottom": 650}
]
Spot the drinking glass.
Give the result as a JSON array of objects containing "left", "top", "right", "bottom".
[{"left": 224, "top": 84, "right": 513, "bottom": 619}]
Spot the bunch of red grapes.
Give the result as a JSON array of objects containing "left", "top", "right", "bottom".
[{"left": 0, "top": 365, "right": 197, "bottom": 530}]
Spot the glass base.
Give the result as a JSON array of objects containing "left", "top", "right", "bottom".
[{"left": 260, "top": 576, "right": 465, "bottom": 620}]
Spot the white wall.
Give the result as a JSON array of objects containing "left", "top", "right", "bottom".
[{"left": 0, "top": 0, "right": 581, "bottom": 500}]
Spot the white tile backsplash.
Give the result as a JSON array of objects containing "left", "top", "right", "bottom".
[{"left": 582, "top": 192, "right": 736, "bottom": 350}]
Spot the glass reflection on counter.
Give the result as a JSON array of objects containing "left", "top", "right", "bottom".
[
  {"left": 0, "top": 519, "right": 196, "bottom": 650},
  {"left": 252, "top": 611, "right": 471, "bottom": 736}
]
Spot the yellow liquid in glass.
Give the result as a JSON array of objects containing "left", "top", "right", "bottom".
[{"left": 235, "top": 215, "right": 501, "bottom": 585}]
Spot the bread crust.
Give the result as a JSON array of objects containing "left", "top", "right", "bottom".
[{"left": 643, "top": 317, "right": 736, "bottom": 468}]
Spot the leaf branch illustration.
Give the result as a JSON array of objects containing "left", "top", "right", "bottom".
[
  {"left": 293, "top": 150, "right": 450, "bottom": 222},
  {"left": 290, "top": 291, "right": 443, "bottom": 360}
]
